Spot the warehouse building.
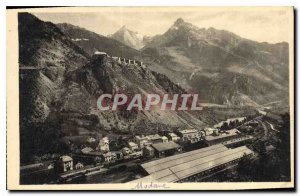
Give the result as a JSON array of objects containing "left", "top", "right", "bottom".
[{"left": 128, "top": 144, "right": 253, "bottom": 183}]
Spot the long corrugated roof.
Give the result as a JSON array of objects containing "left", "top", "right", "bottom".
[
  {"left": 175, "top": 148, "right": 251, "bottom": 179},
  {"left": 170, "top": 146, "right": 251, "bottom": 173},
  {"left": 142, "top": 144, "right": 228, "bottom": 174},
  {"left": 142, "top": 144, "right": 226, "bottom": 168},
  {"left": 128, "top": 145, "right": 253, "bottom": 183}
]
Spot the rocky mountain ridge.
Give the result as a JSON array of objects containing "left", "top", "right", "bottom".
[{"left": 142, "top": 18, "right": 289, "bottom": 106}]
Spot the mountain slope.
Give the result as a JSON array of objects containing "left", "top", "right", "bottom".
[
  {"left": 19, "top": 13, "right": 90, "bottom": 163},
  {"left": 57, "top": 23, "right": 142, "bottom": 59},
  {"left": 19, "top": 13, "right": 89, "bottom": 125},
  {"left": 189, "top": 72, "right": 288, "bottom": 105},
  {"left": 142, "top": 18, "right": 289, "bottom": 106},
  {"left": 64, "top": 54, "right": 205, "bottom": 135}
]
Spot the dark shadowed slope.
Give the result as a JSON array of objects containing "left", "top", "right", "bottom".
[{"left": 19, "top": 13, "right": 89, "bottom": 163}]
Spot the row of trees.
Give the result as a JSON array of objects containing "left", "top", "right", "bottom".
[{"left": 219, "top": 118, "right": 247, "bottom": 130}]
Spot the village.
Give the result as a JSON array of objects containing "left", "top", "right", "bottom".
[{"left": 20, "top": 113, "right": 274, "bottom": 184}]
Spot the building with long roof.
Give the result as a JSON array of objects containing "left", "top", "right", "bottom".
[
  {"left": 204, "top": 129, "right": 241, "bottom": 146},
  {"left": 128, "top": 144, "right": 253, "bottom": 183}
]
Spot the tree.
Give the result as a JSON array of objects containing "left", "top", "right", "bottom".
[
  {"left": 275, "top": 113, "right": 291, "bottom": 181},
  {"left": 220, "top": 122, "right": 229, "bottom": 130},
  {"left": 237, "top": 154, "right": 253, "bottom": 179},
  {"left": 236, "top": 113, "right": 291, "bottom": 182},
  {"left": 229, "top": 121, "right": 235, "bottom": 129}
]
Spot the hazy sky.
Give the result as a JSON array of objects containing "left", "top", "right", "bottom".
[{"left": 32, "top": 7, "right": 292, "bottom": 43}]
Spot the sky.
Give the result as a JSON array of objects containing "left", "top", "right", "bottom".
[{"left": 32, "top": 7, "right": 292, "bottom": 43}]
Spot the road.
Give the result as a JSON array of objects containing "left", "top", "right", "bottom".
[{"left": 266, "top": 121, "right": 280, "bottom": 133}]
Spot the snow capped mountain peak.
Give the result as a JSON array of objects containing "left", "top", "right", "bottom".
[
  {"left": 119, "top": 25, "right": 128, "bottom": 31},
  {"left": 111, "top": 25, "right": 146, "bottom": 49}
]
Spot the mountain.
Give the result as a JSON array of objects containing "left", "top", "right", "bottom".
[
  {"left": 142, "top": 18, "right": 289, "bottom": 106},
  {"left": 19, "top": 13, "right": 210, "bottom": 163},
  {"left": 110, "top": 25, "right": 145, "bottom": 49},
  {"left": 56, "top": 23, "right": 142, "bottom": 59}
]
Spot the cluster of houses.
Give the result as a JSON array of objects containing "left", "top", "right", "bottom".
[
  {"left": 54, "top": 129, "right": 204, "bottom": 173},
  {"left": 55, "top": 116, "right": 254, "bottom": 174}
]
